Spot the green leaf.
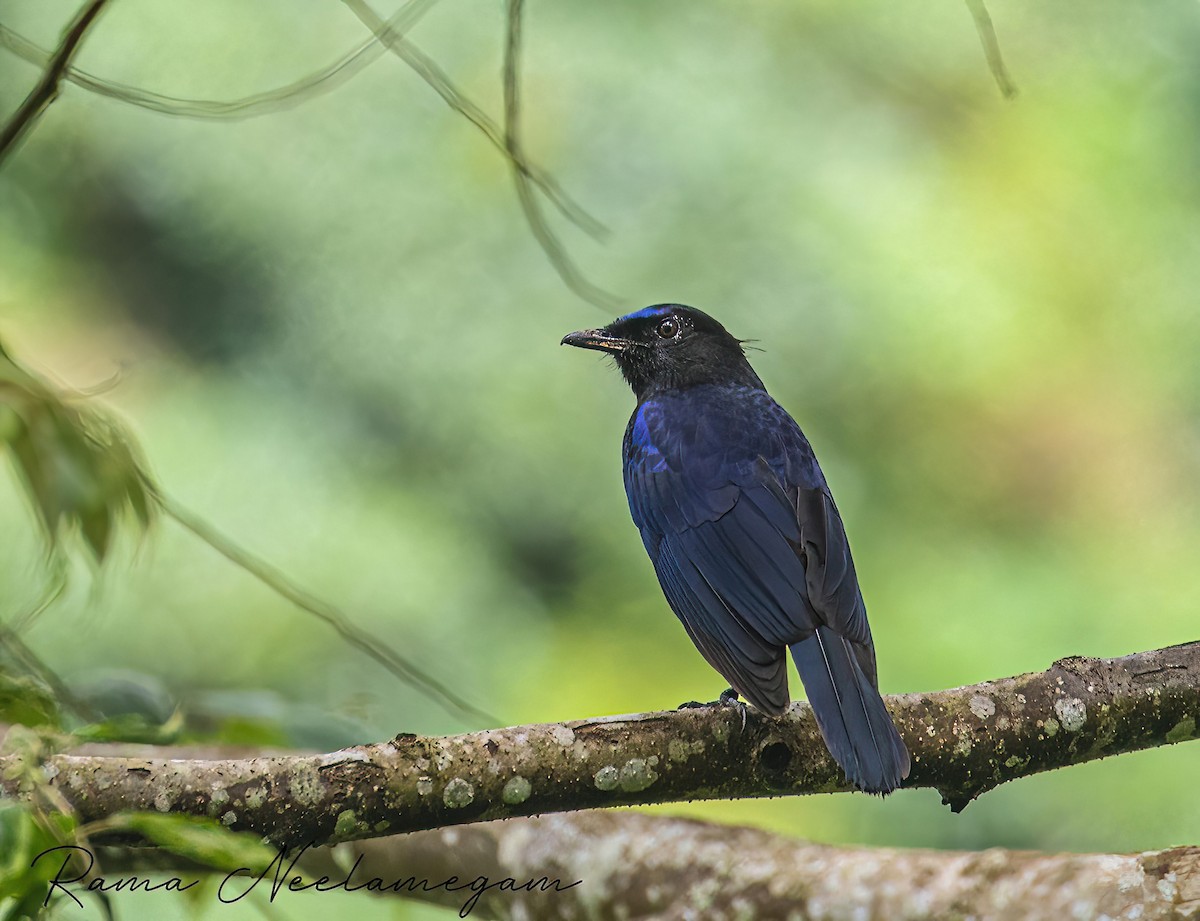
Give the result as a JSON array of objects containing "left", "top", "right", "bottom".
[
  {"left": 1, "top": 724, "right": 46, "bottom": 768},
  {"left": 0, "top": 404, "right": 21, "bottom": 444},
  {"left": 73, "top": 709, "right": 183, "bottom": 746},
  {"left": 0, "top": 803, "right": 69, "bottom": 918},
  {"left": 206, "top": 716, "right": 291, "bottom": 749},
  {"left": 0, "top": 337, "right": 156, "bottom": 567},
  {"left": 103, "top": 814, "right": 277, "bottom": 874},
  {"left": 1, "top": 886, "right": 50, "bottom": 921},
  {"left": 0, "top": 673, "right": 59, "bottom": 729}
]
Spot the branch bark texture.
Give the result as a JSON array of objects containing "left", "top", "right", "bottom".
[
  {"left": 2, "top": 643, "right": 1197, "bottom": 848},
  {"left": 309, "top": 811, "right": 1200, "bottom": 921},
  {"left": 97, "top": 811, "right": 1200, "bottom": 920}
]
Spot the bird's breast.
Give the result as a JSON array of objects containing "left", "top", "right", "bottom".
[
  {"left": 627, "top": 387, "right": 788, "bottom": 466},
  {"left": 625, "top": 404, "right": 671, "bottom": 473},
  {"left": 624, "top": 385, "right": 827, "bottom": 506}
]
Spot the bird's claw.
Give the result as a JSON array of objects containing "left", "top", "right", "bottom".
[
  {"left": 719, "top": 688, "right": 750, "bottom": 733},
  {"left": 676, "top": 688, "right": 749, "bottom": 733}
]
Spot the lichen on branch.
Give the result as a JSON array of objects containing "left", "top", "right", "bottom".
[{"left": 1, "top": 642, "right": 1197, "bottom": 847}]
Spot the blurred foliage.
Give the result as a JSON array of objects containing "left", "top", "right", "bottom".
[
  {"left": 2, "top": 0, "right": 1200, "bottom": 919},
  {"left": 0, "top": 339, "right": 152, "bottom": 565},
  {"left": 0, "top": 329, "right": 495, "bottom": 725},
  {"left": 0, "top": 803, "right": 70, "bottom": 921},
  {"left": 0, "top": 722, "right": 81, "bottom": 921},
  {"left": 94, "top": 813, "right": 277, "bottom": 876},
  {"left": 0, "top": 673, "right": 59, "bottom": 729}
]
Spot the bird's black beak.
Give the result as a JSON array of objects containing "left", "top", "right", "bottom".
[{"left": 560, "top": 328, "right": 633, "bottom": 353}]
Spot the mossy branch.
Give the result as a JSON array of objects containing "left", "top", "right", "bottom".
[
  {"left": 84, "top": 810, "right": 1200, "bottom": 919},
  {"left": 2, "top": 642, "right": 1197, "bottom": 848},
  {"left": 289, "top": 812, "right": 1200, "bottom": 920}
]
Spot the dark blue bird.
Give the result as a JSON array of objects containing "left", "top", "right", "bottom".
[{"left": 562, "top": 304, "right": 910, "bottom": 794}]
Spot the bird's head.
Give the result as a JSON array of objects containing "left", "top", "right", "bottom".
[{"left": 561, "top": 304, "right": 763, "bottom": 399}]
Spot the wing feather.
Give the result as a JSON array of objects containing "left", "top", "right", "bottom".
[{"left": 623, "top": 387, "right": 908, "bottom": 792}]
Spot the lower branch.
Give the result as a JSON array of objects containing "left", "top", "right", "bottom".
[
  {"left": 1, "top": 642, "right": 1197, "bottom": 847},
  {"left": 101, "top": 811, "right": 1200, "bottom": 920}
]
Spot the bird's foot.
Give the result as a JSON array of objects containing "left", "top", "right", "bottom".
[
  {"left": 676, "top": 688, "right": 749, "bottom": 732},
  {"left": 718, "top": 688, "right": 750, "bottom": 733}
]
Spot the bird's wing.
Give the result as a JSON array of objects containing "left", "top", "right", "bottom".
[
  {"left": 627, "top": 403, "right": 870, "bottom": 709},
  {"left": 792, "top": 485, "right": 877, "bottom": 683},
  {"left": 651, "top": 534, "right": 791, "bottom": 713},
  {"left": 626, "top": 396, "right": 901, "bottom": 788}
]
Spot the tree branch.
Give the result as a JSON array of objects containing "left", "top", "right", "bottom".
[
  {"left": 150, "top": 486, "right": 500, "bottom": 727},
  {"left": 341, "top": 0, "right": 606, "bottom": 242},
  {"left": 2, "top": 642, "right": 1197, "bottom": 848},
  {"left": 501, "top": 0, "right": 621, "bottom": 308},
  {"left": 965, "top": 0, "right": 1017, "bottom": 100},
  {"left": 0, "top": 0, "right": 432, "bottom": 121},
  {"left": 96, "top": 811, "right": 1200, "bottom": 920},
  {"left": 302, "top": 812, "right": 1200, "bottom": 920},
  {"left": 0, "top": 0, "right": 111, "bottom": 168}
]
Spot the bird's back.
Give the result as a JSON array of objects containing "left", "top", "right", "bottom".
[{"left": 622, "top": 382, "right": 910, "bottom": 793}]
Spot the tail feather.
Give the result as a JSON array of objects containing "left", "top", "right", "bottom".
[{"left": 789, "top": 626, "right": 910, "bottom": 794}]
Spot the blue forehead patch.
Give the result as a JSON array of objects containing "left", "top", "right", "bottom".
[{"left": 617, "top": 304, "right": 678, "bottom": 324}]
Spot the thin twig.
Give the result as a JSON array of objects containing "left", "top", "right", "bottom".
[
  {"left": 8, "top": 562, "right": 67, "bottom": 635},
  {"left": 148, "top": 486, "right": 499, "bottom": 727},
  {"left": 341, "top": 0, "right": 611, "bottom": 250},
  {"left": 2, "top": 334, "right": 497, "bottom": 727},
  {"left": 0, "top": 576, "right": 101, "bottom": 723},
  {"left": 503, "top": 0, "right": 622, "bottom": 309},
  {"left": 0, "top": 0, "right": 112, "bottom": 167},
  {"left": 965, "top": 0, "right": 1017, "bottom": 100},
  {"left": 0, "top": 0, "right": 614, "bottom": 301},
  {"left": 0, "top": 0, "right": 433, "bottom": 121}
]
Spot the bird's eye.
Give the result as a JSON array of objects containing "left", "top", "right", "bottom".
[{"left": 655, "top": 317, "right": 679, "bottom": 339}]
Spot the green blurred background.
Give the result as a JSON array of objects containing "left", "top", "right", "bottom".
[{"left": 2, "top": 0, "right": 1200, "bottom": 916}]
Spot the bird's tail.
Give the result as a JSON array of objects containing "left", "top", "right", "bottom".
[{"left": 789, "top": 626, "right": 910, "bottom": 794}]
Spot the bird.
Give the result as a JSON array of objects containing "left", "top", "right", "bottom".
[{"left": 561, "top": 304, "right": 910, "bottom": 794}]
